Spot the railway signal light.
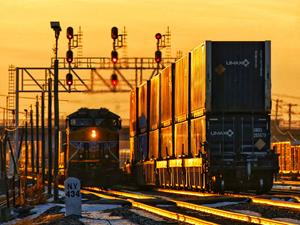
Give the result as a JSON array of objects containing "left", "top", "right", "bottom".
[
  {"left": 66, "top": 73, "right": 73, "bottom": 86},
  {"left": 66, "top": 27, "right": 74, "bottom": 39},
  {"left": 66, "top": 50, "right": 73, "bottom": 64},
  {"left": 111, "top": 27, "right": 118, "bottom": 40},
  {"left": 111, "top": 73, "right": 118, "bottom": 87},
  {"left": 111, "top": 50, "right": 118, "bottom": 64},
  {"left": 155, "top": 50, "right": 162, "bottom": 63},
  {"left": 155, "top": 33, "right": 162, "bottom": 40}
]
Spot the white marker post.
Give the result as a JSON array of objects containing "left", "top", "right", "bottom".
[{"left": 64, "top": 177, "right": 81, "bottom": 216}]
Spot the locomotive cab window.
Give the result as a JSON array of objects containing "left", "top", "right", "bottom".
[{"left": 70, "top": 118, "right": 93, "bottom": 127}]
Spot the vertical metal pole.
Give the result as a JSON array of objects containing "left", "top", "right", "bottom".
[
  {"left": 36, "top": 96, "right": 39, "bottom": 174},
  {"left": 41, "top": 88, "right": 45, "bottom": 182},
  {"left": 0, "top": 139, "right": 3, "bottom": 179},
  {"left": 54, "top": 59, "right": 59, "bottom": 201},
  {"left": 2, "top": 108, "right": 4, "bottom": 128},
  {"left": 6, "top": 96, "right": 8, "bottom": 127},
  {"left": 3, "top": 135, "right": 9, "bottom": 208},
  {"left": 30, "top": 106, "right": 35, "bottom": 175},
  {"left": 15, "top": 68, "right": 20, "bottom": 176},
  {"left": 48, "top": 78, "right": 52, "bottom": 195},
  {"left": 25, "top": 110, "right": 28, "bottom": 177}
]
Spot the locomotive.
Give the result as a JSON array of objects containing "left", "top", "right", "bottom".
[
  {"left": 65, "top": 107, "right": 122, "bottom": 187},
  {"left": 130, "top": 41, "right": 279, "bottom": 193}
]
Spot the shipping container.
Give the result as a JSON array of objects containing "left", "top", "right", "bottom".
[
  {"left": 190, "top": 117, "right": 206, "bottom": 157},
  {"left": 273, "top": 142, "right": 300, "bottom": 173},
  {"left": 175, "top": 121, "right": 188, "bottom": 157},
  {"left": 160, "top": 126, "right": 173, "bottom": 159},
  {"left": 130, "top": 89, "right": 137, "bottom": 137},
  {"left": 149, "top": 129, "right": 159, "bottom": 159},
  {"left": 150, "top": 75, "right": 160, "bottom": 130},
  {"left": 191, "top": 41, "right": 271, "bottom": 114},
  {"left": 138, "top": 82, "right": 148, "bottom": 133},
  {"left": 207, "top": 114, "right": 270, "bottom": 156},
  {"left": 137, "top": 133, "right": 148, "bottom": 161},
  {"left": 175, "top": 55, "right": 189, "bottom": 121},
  {"left": 190, "top": 45, "right": 206, "bottom": 116},
  {"left": 160, "top": 66, "right": 173, "bottom": 126}
]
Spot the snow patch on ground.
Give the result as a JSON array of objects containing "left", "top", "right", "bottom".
[
  {"left": 80, "top": 213, "right": 137, "bottom": 225},
  {"left": 80, "top": 208, "right": 138, "bottom": 225},
  {"left": 2, "top": 203, "right": 64, "bottom": 225},
  {"left": 130, "top": 208, "right": 165, "bottom": 221},
  {"left": 273, "top": 218, "right": 300, "bottom": 225},
  {"left": 271, "top": 197, "right": 296, "bottom": 202},
  {"left": 60, "top": 204, "right": 121, "bottom": 213},
  {"left": 232, "top": 210, "right": 261, "bottom": 217},
  {"left": 203, "top": 201, "right": 242, "bottom": 208}
]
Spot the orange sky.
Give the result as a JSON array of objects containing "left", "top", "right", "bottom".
[{"left": 0, "top": 0, "right": 300, "bottom": 120}]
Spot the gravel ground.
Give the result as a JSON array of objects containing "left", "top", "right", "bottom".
[
  {"left": 219, "top": 202, "right": 300, "bottom": 221},
  {"left": 104, "top": 205, "right": 185, "bottom": 225},
  {"left": 164, "top": 205, "right": 255, "bottom": 225}
]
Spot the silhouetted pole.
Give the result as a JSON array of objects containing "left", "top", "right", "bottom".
[
  {"left": 54, "top": 58, "right": 59, "bottom": 201},
  {"left": 36, "top": 96, "right": 40, "bottom": 174},
  {"left": 3, "top": 134, "right": 9, "bottom": 208},
  {"left": 24, "top": 109, "right": 28, "bottom": 177},
  {"left": 0, "top": 138, "right": 3, "bottom": 179},
  {"left": 41, "top": 88, "right": 46, "bottom": 183},
  {"left": 50, "top": 21, "right": 61, "bottom": 202},
  {"left": 30, "top": 106, "right": 35, "bottom": 175},
  {"left": 287, "top": 103, "right": 297, "bottom": 131},
  {"left": 48, "top": 78, "right": 52, "bottom": 195}
]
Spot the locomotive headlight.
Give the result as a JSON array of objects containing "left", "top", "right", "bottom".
[{"left": 91, "top": 129, "right": 97, "bottom": 139}]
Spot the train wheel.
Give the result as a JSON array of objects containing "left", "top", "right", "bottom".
[
  {"left": 255, "top": 178, "right": 264, "bottom": 194},
  {"left": 211, "top": 175, "right": 224, "bottom": 194},
  {"left": 255, "top": 174, "right": 273, "bottom": 194}
]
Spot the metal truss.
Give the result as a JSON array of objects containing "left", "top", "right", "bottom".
[{"left": 14, "top": 57, "right": 177, "bottom": 94}]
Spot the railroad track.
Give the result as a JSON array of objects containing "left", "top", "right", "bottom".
[
  {"left": 81, "top": 188, "right": 217, "bottom": 225},
  {"left": 154, "top": 188, "right": 300, "bottom": 210},
  {"left": 83, "top": 187, "right": 297, "bottom": 225}
]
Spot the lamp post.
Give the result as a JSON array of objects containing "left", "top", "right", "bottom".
[{"left": 50, "top": 21, "right": 61, "bottom": 201}]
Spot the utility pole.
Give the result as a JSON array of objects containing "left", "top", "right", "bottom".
[
  {"left": 24, "top": 110, "right": 28, "bottom": 177},
  {"left": 41, "top": 87, "right": 45, "bottom": 183},
  {"left": 50, "top": 21, "right": 61, "bottom": 201},
  {"left": 36, "top": 96, "right": 39, "bottom": 174},
  {"left": 30, "top": 105, "right": 35, "bottom": 175},
  {"left": 275, "top": 99, "right": 283, "bottom": 126},
  {"left": 48, "top": 77, "right": 52, "bottom": 195},
  {"left": 287, "top": 103, "right": 297, "bottom": 130}
]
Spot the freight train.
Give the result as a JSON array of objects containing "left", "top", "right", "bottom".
[
  {"left": 130, "top": 41, "right": 279, "bottom": 193},
  {"left": 65, "top": 107, "right": 122, "bottom": 187},
  {"left": 272, "top": 141, "right": 300, "bottom": 180}
]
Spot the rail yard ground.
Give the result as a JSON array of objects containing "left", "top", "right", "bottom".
[{"left": 2, "top": 181, "right": 300, "bottom": 225}]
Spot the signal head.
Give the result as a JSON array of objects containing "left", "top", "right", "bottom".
[
  {"left": 155, "top": 50, "right": 162, "bottom": 63},
  {"left": 66, "top": 27, "right": 74, "bottom": 39},
  {"left": 155, "top": 33, "right": 162, "bottom": 40},
  {"left": 66, "top": 73, "right": 73, "bottom": 86},
  {"left": 111, "top": 27, "right": 118, "bottom": 40},
  {"left": 111, "top": 50, "right": 118, "bottom": 64},
  {"left": 66, "top": 50, "right": 73, "bottom": 64},
  {"left": 111, "top": 73, "right": 118, "bottom": 87}
]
